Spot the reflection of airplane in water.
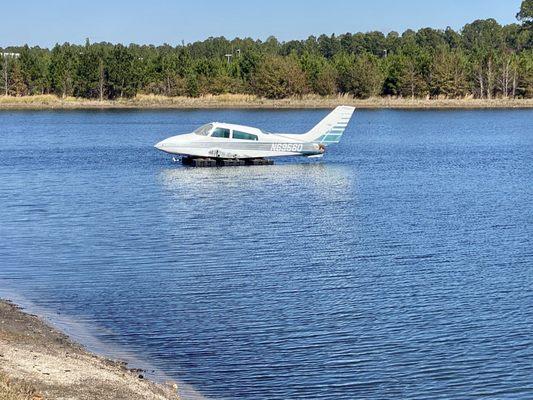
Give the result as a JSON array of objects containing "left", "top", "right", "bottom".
[
  {"left": 154, "top": 106, "right": 355, "bottom": 166},
  {"left": 159, "top": 162, "right": 352, "bottom": 200}
]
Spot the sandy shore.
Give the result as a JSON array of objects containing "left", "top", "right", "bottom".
[
  {"left": 0, "top": 299, "right": 181, "bottom": 400},
  {"left": 1, "top": 94, "right": 532, "bottom": 110}
]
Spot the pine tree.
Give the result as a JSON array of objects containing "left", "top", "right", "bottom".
[{"left": 9, "top": 60, "right": 27, "bottom": 96}]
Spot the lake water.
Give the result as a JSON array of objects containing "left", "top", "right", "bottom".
[{"left": 0, "top": 109, "right": 532, "bottom": 399}]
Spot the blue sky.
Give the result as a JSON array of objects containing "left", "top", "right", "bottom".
[{"left": 1, "top": 0, "right": 523, "bottom": 47}]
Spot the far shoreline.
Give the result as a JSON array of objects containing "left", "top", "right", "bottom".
[{"left": 1, "top": 94, "right": 532, "bottom": 110}]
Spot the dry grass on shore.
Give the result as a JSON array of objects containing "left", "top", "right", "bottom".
[
  {"left": 0, "top": 371, "right": 40, "bottom": 400},
  {"left": 0, "top": 93, "right": 532, "bottom": 109}
]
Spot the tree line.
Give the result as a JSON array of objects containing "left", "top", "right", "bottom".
[{"left": 1, "top": 0, "right": 532, "bottom": 100}]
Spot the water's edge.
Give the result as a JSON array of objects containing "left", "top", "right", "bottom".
[{"left": 0, "top": 286, "right": 206, "bottom": 400}]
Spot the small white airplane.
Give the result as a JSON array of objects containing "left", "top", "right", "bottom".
[{"left": 154, "top": 105, "right": 355, "bottom": 162}]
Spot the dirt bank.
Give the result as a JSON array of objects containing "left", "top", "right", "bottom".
[
  {"left": 0, "top": 94, "right": 532, "bottom": 109},
  {"left": 0, "top": 299, "right": 180, "bottom": 400}
]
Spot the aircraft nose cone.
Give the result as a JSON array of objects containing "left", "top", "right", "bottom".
[{"left": 154, "top": 140, "right": 166, "bottom": 151}]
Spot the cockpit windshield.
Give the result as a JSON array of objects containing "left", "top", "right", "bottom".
[{"left": 194, "top": 124, "right": 213, "bottom": 136}]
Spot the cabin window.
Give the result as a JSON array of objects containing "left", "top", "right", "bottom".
[
  {"left": 211, "top": 128, "right": 231, "bottom": 138},
  {"left": 233, "top": 130, "right": 258, "bottom": 141},
  {"left": 194, "top": 124, "right": 213, "bottom": 136}
]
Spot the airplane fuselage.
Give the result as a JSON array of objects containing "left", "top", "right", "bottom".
[{"left": 155, "top": 123, "right": 324, "bottom": 159}]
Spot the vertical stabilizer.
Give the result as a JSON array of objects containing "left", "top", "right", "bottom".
[{"left": 300, "top": 106, "right": 355, "bottom": 145}]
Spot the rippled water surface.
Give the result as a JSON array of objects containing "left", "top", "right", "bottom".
[{"left": 1, "top": 109, "right": 532, "bottom": 399}]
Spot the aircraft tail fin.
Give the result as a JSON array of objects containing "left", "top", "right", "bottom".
[{"left": 300, "top": 105, "right": 355, "bottom": 145}]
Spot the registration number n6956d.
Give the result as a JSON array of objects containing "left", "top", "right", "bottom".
[{"left": 271, "top": 143, "right": 303, "bottom": 152}]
